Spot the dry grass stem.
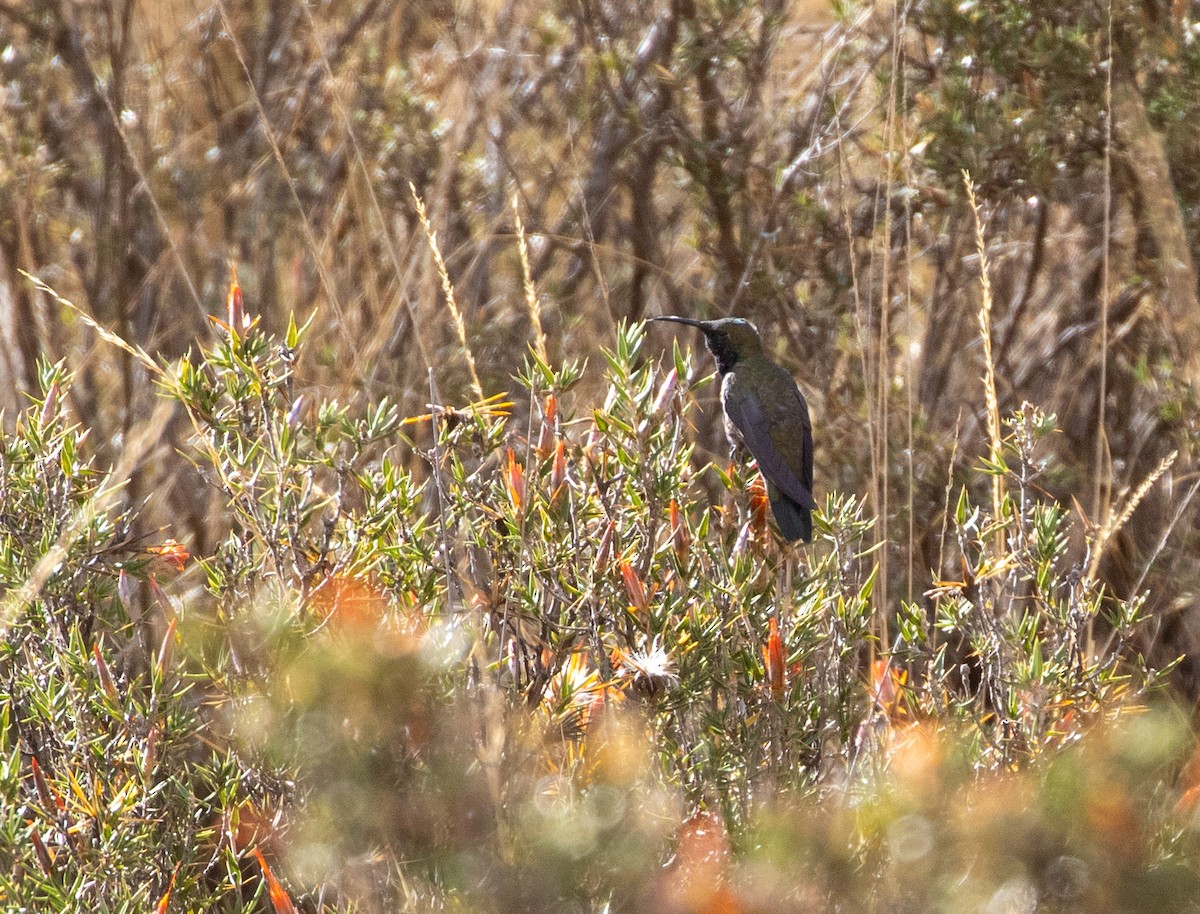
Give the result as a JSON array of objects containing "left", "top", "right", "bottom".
[
  {"left": 1086, "top": 449, "right": 1177, "bottom": 585},
  {"left": 513, "top": 193, "right": 548, "bottom": 366},
  {"left": 22, "top": 272, "right": 162, "bottom": 375},
  {"left": 411, "top": 183, "right": 484, "bottom": 401},
  {"left": 963, "top": 172, "right": 1005, "bottom": 546}
]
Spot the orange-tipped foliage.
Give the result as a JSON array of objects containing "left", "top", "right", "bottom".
[
  {"left": 92, "top": 643, "right": 117, "bottom": 700},
  {"left": 763, "top": 617, "right": 785, "bottom": 700},
  {"left": 550, "top": 439, "right": 567, "bottom": 504},
  {"left": 669, "top": 499, "right": 690, "bottom": 565},
  {"left": 536, "top": 393, "right": 558, "bottom": 457},
  {"left": 620, "top": 560, "right": 649, "bottom": 618},
  {"left": 251, "top": 848, "right": 298, "bottom": 914}
]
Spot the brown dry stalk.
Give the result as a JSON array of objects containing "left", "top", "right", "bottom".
[{"left": 411, "top": 184, "right": 484, "bottom": 401}]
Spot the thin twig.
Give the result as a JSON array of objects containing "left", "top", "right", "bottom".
[
  {"left": 1093, "top": 0, "right": 1114, "bottom": 524},
  {"left": 427, "top": 368, "right": 459, "bottom": 612}
]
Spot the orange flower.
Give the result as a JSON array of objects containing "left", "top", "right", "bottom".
[
  {"left": 506, "top": 447, "right": 525, "bottom": 512},
  {"left": 251, "top": 847, "right": 298, "bottom": 914},
  {"left": 147, "top": 538, "right": 189, "bottom": 573},
  {"left": 747, "top": 475, "right": 769, "bottom": 536},
  {"left": 154, "top": 863, "right": 180, "bottom": 914},
  {"left": 763, "top": 617, "right": 785, "bottom": 700},
  {"left": 869, "top": 659, "right": 908, "bottom": 721},
  {"left": 227, "top": 263, "right": 244, "bottom": 331}
]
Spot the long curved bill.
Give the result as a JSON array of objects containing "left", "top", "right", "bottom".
[{"left": 647, "top": 315, "right": 710, "bottom": 330}]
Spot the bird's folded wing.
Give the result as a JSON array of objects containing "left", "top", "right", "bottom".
[{"left": 725, "top": 392, "right": 818, "bottom": 511}]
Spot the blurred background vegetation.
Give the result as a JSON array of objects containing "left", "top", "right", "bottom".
[{"left": 5, "top": 0, "right": 1200, "bottom": 911}]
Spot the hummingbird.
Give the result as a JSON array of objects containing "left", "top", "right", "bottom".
[{"left": 650, "top": 315, "right": 816, "bottom": 543}]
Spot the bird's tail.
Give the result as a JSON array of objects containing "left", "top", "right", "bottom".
[{"left": 770, "top": 494, "right": 812, "bottom": 543}]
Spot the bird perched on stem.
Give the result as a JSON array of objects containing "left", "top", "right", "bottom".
[{"left": 650, "top": 316, "right": 816, "bottom": 543}]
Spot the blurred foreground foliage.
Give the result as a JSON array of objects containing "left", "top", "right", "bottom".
[{"left": 2, "top": 318, "right": 1199, "bottom": 913}]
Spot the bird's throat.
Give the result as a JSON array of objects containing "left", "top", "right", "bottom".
[{"left": 705, "top": 335, "right": 739, "bottom": 375}]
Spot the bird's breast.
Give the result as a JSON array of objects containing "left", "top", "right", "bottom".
[{"left": 719, "top": 371, "right": 749, "bottom": 448}]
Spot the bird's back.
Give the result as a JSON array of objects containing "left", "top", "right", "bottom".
[{"left": 725, "top": 358, "right": 812, "bottom": 481}]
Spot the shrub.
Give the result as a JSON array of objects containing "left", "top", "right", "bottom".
[{"left": 0, "top": 310, "right": 1194, "bottom": 912}]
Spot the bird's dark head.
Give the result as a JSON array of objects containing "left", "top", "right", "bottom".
[{"left": 649, "top": 316, "right": 763, "bottom": 374}]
